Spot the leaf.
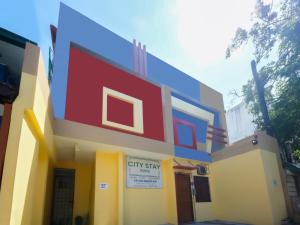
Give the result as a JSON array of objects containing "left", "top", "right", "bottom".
[{"left": 227, "top": 0, "right": 300, "bottom": 151}]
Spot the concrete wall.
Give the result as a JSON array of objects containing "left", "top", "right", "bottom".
[
  {"left": 55, "top": 161, "right": 93, "bottom": 223},
  {"left": 32, "top": 145, "right": 51, "bottom": 225},
  {"left": 124, "top": 183, "right": 168, "bottom": 225},
  {"left": 176, "top": 133, "right": 288, "bottom": 225},
  {"left": 52, "top": 3, "right": 206, "bottom": 119},
  {"left": 0, "top": 41, "right": 287, "bottom": 225},
  {"left": 260, "top": 150, "right": 287, "bottom": 224},
  {"left": 93, "top": 151, "right": 177, "bottom": 225},
  {"left": 209, "top": 133, "right": 288, "bottom": 225},
  {"left": 163, "top": 159, "right": 178, "bottom": 225},
  {"left": 199, "top": 82, "right": 226, "bottom": 131},
  {"left": 193, "top": 172, "right": 215, "bottom": 222},
  {"left": 211, "top": 149, "right": 276, "bottom": 225},
  {"left": 0, "top": 43, "right": 55, "bottom": 225},
  {"left": 226, "top": 101, "right": 256, "bottom": 144},
  {"left": 10, "top": 120, "right": 39, "bottom": 225},
  {"left": 51, "top": 145, "right": 286, "bottom": 225},
  {"left": 124, "top": 158, "right": 177, "bottom": 225},
  {"left": 174, "top": 157, "right": 215, "bottom": 223},
  {"left": 89, "top": 162, "right": 95, "bottom": 225},
  {"left": 94, "top": 151, "right": 120, "bottom": 225}
]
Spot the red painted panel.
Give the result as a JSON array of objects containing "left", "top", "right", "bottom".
[
  {"left": 173, "top": 117, "right": 197, "bottom": 149},
  {"left": 65, "top": 47, "right": 165, "bottom": 141},
  {"left": 107, "top": 95, "right": 134, "bottom": 127}
]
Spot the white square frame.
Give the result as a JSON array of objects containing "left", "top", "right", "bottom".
[{"left": 102, "top": 87, "right": 144, "bottom": 134}]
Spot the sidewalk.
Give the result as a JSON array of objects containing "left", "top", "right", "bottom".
[
  {"left": 183, "top": 221, "right": 251, "bottom": 225},
  {"left": 160, "top": 221, "right": 251, "bottom": 225}
]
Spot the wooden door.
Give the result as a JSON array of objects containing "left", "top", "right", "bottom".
[
  {"left": 51, "top": 168, "right": 75, "bottom": 225},
  {"left": 175, "top": 173, "right": 194, "bottom": 224}
]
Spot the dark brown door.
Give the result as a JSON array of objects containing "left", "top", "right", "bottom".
[
  {"left": 51, "top": 168, "right": 75, "bottom": 225},
  {"left": 175, "top": 173, "right": 194, "bottom": 224}
]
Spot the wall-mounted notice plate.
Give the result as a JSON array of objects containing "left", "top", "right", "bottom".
[{"left": 99, "top": 183, "right": 109, "bottom": 189}]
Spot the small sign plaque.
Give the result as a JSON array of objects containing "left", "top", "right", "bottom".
[{"left": 99, "top": 183, "right": 108, "bottom": 189}]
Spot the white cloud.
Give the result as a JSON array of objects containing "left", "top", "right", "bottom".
[{"left": 174, "top": 0, "right": 256, "bottom": 67}]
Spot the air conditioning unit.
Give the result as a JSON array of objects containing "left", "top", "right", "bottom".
[{"left": 197, "top": 165, "right": 209, "bottom": 175}]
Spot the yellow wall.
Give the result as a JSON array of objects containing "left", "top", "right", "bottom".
[
  {"left": 55, "top": 161, "right": 93, "bottom": 223},
  {"left": 43, "top": 158, "right": 54, "bottom": 225},
  {"left": 195, "top": 202, "right": 215, "bottom": 222},
  {"left": 7, "top": 115, "right": 52, "bottom": 225},
  {"left": 0, "top": 72, "right": 37, "bottom": 225},
  {"left": 124, "top": 157, "right": 177, "bottom": 225},
  {"left": 93, "top": 152, "right": 177, "bottom": 225},
  {"left": 124, "top": 188, "right": 167, "bottom": 225},
  {"left": 0, "top": 43, "right": 287, "bottom": 225},
  {"left": 260, "top": 150, "right": 287, "bottom": 225},
  {"left": 10, "top": 107, "right": 53, "bottom": 225},
  {"left": 31, "top": 146, "right": 50, "bottom": 225},
  {"left": 0, "top": 44, "right": 55, "bottom": 225},
  {"left": 163, "top": 159, "right": 178, "bottom": 225},
  {"left": 210, "top": 149, "right": 286, "bottom": 225},
  {"left": 94, "top": 151, "right": 120, "bottom": 225},
  {"left": 89, "top": 162, "right": 95, "bottom": 225},
  {"left": 174, "top": 158, "right": 215, "bottom": 223},
  {"left": 188, "top": 149, "right": 286, "bottom": 225},
  {"left": 91, "top": 145, "right": 286, "bottom": 225},
  {"left": 193, "top": 175, "right": 215, "bottom": 222},
  {"left": 118, "top": 152, "right": 124, "bottom": 225},
  {"left": 9, "top": 120, "right": 39, "bottom": 225}
]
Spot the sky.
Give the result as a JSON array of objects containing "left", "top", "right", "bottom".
[{"left": 1, "top": 0, "right": 258, "bottom": 109}]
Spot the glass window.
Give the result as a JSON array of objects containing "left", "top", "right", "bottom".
[{"left": 194, "top": 176, "right": 211, "bottom": 202}]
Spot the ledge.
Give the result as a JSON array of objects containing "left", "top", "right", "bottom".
[
  {"left": 212, "top": 132, "right": 280, "bottom": 162},
  {"left": 53, "top": 119, "right": 174, "bottom": 156}
]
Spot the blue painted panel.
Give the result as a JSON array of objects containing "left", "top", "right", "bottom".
[
  {"left": 147, "top": 54, "right": 200, "bottom": 102},
  {"left": 172, "top": 92, "right": 223, "bottom": 152},
  {"left": 173, "top": 109, "right": 208, "bottom": 143},
  {"left": 175, "top": 146, "right": 211, "bottom": 162},
  {"left": 51, "top": 3, "right": 133, "bottom": 119},
  {"left": 51, "top": 4, "right": 206, "bottom": 120},
  {"left": 177, "top": 123, "right": 194, "bottom": 147}
]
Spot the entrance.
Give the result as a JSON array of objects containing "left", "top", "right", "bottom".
[
  {"left": 175, "top": 173, "right": 194, "bottom": 224},
  {"left": 51, "top": 168, "right": 75, "bottom": 225}
]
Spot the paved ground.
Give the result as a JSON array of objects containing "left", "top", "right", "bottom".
[
  {"left": 181, "top": 219, "right": 300, "bottom": 225},
  {"left": 160, "top": 221, "right": 251, "bottom": 225},
  {"left": 183, "top": 221, "right": 251, "bottom": 225}
]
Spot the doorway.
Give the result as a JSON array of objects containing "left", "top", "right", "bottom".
[
  {"left": 175, "top": 173, "right": 194, "bottom": 224},
  {"left": 51, "top": 168, "right": 75, "bottom": 225}
]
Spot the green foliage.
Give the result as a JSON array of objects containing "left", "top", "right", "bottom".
[
  {"left": 227, "top": 0, "right": 300, "bottom": 151},
  {"left": 293, "top": 149, "right": 300, "bottom": 161}
]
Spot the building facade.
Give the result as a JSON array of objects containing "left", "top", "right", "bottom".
[
  {"left": 226, "top": 101, "right": 256, "bottom": 144},
  {"left": 0, "top": 3, "right": 288, "bottom": 225}
]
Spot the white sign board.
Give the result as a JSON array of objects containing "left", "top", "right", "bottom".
[{"left": 127, "top": 157, "right": 162, "bottom": 188}]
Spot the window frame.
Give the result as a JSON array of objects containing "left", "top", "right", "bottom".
[
  {"left": 173, "top": 117, "right": 197, "bottom": 149},
  {"left": 194, "top": 175, "right": 211, "bottom": 202}
]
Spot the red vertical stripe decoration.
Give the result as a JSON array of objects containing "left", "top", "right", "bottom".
[
  {"left": 206, "top": 125, "right": 227, "bottom": 144},
  {"left": 133, "top": 39, "right": 147, "bottom": 77}
]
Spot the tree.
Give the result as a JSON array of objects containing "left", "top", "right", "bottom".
[{"left": 226, "top": 0, "right": 300, "bottom": 153}]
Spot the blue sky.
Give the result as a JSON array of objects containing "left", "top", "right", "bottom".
[{"left": 1, "top": 0, "right": 257, "bottom": 109}]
